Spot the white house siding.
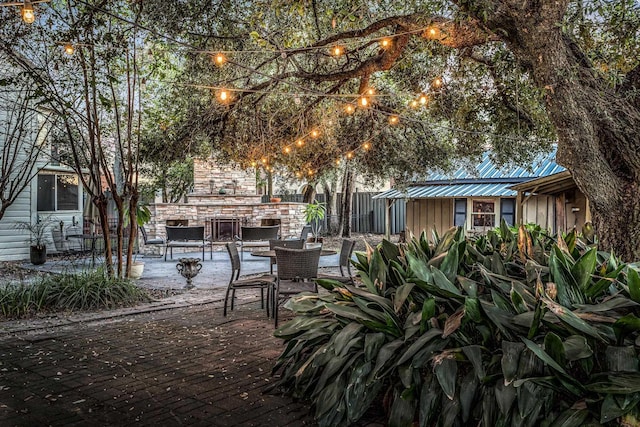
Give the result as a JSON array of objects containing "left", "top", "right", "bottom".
[
  {"left": 0, "top": 184, "right": 32, "bottom": 261},
  {"left": 521, "top": 195, "right": 555, "bottom": 231}
]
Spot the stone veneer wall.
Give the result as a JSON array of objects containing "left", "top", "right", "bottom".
[
  {"left": 144, "top": 202, "right": 307, "bottom": 254},
  {"left": 193, "top": 159, "right": 257, "bottom": 195}
]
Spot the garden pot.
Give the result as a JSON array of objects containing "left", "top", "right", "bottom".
[
  {"left": 270, "top": 197, "right": 282, "bottom": 203},
  {"left": 30, "top": 245, "right": 46, "bottom": 265},
  {"left": 127, "top": 261, "right": 145, "bottom": 279}
]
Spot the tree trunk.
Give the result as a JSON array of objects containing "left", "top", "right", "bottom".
[
  {"left": 302, "top": 183, "right": 317, "bottom": 204},
  {"left": 323, "top": 178, "right": 338, "bottom": 235},
  {"left": 461, "top": 0, "right": 640, "bottom": 261},
  {"left": 339, "top": 167, "right": 355, "bottom": 238}
]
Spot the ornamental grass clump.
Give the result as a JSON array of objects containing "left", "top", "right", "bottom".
[
  {"left": 272, "top": 223, "right": 640, "bottom": 426},
  {"left": 0, "top": 269, "right": 150, "bottom": 319}
]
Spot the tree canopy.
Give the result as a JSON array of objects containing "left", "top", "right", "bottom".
[{"left": 1, "top": 0, "right": 638, "bottom": 259}]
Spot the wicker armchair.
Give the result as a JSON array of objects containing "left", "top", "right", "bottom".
[
  {"left": 224, "top": 242, "right": 276, "bottom": 317},
  {"left": 273, "top": 246, "right": 321, "bottom": 327},
  {"left": 317, "top": 239, "right": 356, "bottom": 284},
  {"left": 268, "top": 239, "right": 305, "bottom": 273}
]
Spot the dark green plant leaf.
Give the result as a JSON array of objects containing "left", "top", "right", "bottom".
[
  {"left": 396, "top": 328, "right": 442, "bottom": 366},
  {"left": 550, "top": 408, "right": 589, "bottom": 427},
  {"left": 370, "top": 339, "right": 404, "bottom": 381},
  {"left": 459, "top": 370, "right": 478, "bottom": 423},
  {"left": 502, "top": 341, "right": 525, "bottom": 385},
  {"left": 394, "top": 283, "right": 415, "bottom": 313},
  {"left": 463, "top": 345, "right": 486, "bottom": 381},
  {"left": 522, "top": 338, "right": 569, "bottom": 376},
  {"left": 495, "top": 381, "right": 516, "bottom": 415},
  {"left": 627, "top": 267, "right": 640, "bottom": 303},
  {"left": 418, "top": 375, "right": 441, "bottom": 427},
  {"left": 542, "top": 297, "right": 606, "bottom": 342},
  {"left": 388, "top": 386, "right": 417, "bottom": 427},
  {"left": 544, "top": 332, "right": 566, "bottom": 367},
  {"left": 605, "top": 345, "right": 639, "bottom": 372},
  {"left": 570, "top": 247, "right": 597, "bottom": 292},
  {"left": 563, "top": 335, "right": 593, "bottom": 362},
  {"left": 364, "top": 332, "right": 386, "bottom": 362},
  {"left": 434, "top": 356, "right": 457, "bottom": 400},
  {"left": 430, "top": 266, "right": 462, "bottom": 297}
]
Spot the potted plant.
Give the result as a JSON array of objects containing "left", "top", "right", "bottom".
[
  {"left": 15, "top": 216, "right": 55, "bottom": 265},
  {"left": 303, "top": 200, "right": 326, "bottom": 243},
  {"left": 125, "top": 202, "right": 152, "bottom": 279}
]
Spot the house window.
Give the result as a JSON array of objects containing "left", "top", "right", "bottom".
[
  {"left": 454, "top": 198, "right": 467, "bottom": 227},
  {"left": 472, "top": 200, "right": 495, "bottom": 228},
  {"left": 500, "top": 198, "right": 516, "bottom": 226},
  {"left": 37, "top": 173, "right": 79, "bottom": 211}
]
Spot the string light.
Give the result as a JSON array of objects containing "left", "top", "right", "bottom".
[
  {"left": 250, "top": 161, "right": 257, "bottom": 167},
  {"left": 363, "top": 142, "right": 371, "bottom": 150},
  {"left": 213, "top": 52, "right": 227, "bottom": 65},
  {"left": 296, "top": 139, "right": 304, "bottom": 147},
  {"left": 345, "top": 104, "right": 355, "bottom": 114},
  {"left": 359, "top": 96, "right": 369, "bottom": 107},
  {"left": 331, "top": 45, "right": 344, "bottom": 56},
  {"left": 63, "top": 43, "right": 75, "bottom": 55},
  {"left": 335, "top": 158, "right": 341, "bottom": 165},
  {"left": 346, "top": 152, "right": 354, "bottom": 159},
  {"left": 431, "top": 77, "right": 443, "bottom": 89},
  {"left": 310, "top": 129, "right": 320, "bottom": 138},
  {"left": 284, "top": 146, "right": 291, "bottom": 154},
  {"left": 261, "top": 157, "right": 268, "bottom": 164},
  {"left": 425, "top": 26, "right": 441, "bottom": 39},
  {"left": 410, "top": 100, "right": 419, "bottom": 108},
  {"left": 379, "top": 38, "right": 392, "bottom": 49},
  {"left": 217, "top": 89, "right": 231, "bottom": 103},
  {"left": 22, "top": 0, "right": 35, "bottom": 24},
  {"left": 419, "top": 93, "right": 429, "bottom": 105},
  {"left": 366, "top": 87, "right": 375, "bottom": 96},
  {"left": 388, "top": 115, "right": 399, "bottom": 125}
]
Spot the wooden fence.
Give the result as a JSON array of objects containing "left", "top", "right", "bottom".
[{"left": 263, "top": 192, "right": 406, "bottom": 235}]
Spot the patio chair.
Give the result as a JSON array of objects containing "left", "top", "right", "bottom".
[
  {"left": 268, "top": 239, "right": 305, "bottom": 274},
  {"left": 51, "top": 227, "right": 92, "bottom": 264},
  {"left": 317, "top": 239, "right": 356, "bottom": 284},
  {"left": 224, "top": 242, "right": 276, "bottom": 317},
  {"left": 139, "top": 226, "right": 165, "bottom": 257},
  {"left": 273, "top": 246, "right": 321, "bottom": 327},
  {"left": 286, "top": 224, "right": 312, "bottom": 241}
]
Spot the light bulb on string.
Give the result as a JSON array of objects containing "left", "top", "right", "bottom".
[
  {"left": 363, "top": 142, "right": 371, "bottom": 150},
  {"left": 431, "top": 77, "right": 444, "bottom": 89},
  {"left": 419, "top": 93, "right": 429, "bottom": 105},
  {"left": 425, "top": 26, "right": 441, "bottom": 39},
  {"left": 358, "top": 96, "right": 369, "bottom": 108},
  {"left": 250, "top": 161, "right": 257, "bottom": 167},
  {"left": 261, "top": 157, "right": 268, "bottom": 164},
  {"left": 213, "top": 52, "right": 226, "bottom": 65},
  {"left": 217, "top": 89, "right": 231, "bottom": 103},
  {"left": 21, "top": 1, "right": 35, "bottom": 24},
  {"left": 310, "top": 130, "right": 320, "bottom": 138},
  {"left": 367, "top": 87, "right": 375, "bottom": 96},
  {"left": 63, "top": 44, "right": 75, "bottom": 55},
  {"left": 410, "top": 100, "right": 419, "bottom": 108},
  {"left": 388, "top": 115, "right": 399, "bottom": 125},
  {"left": 284, "top": 146, "right": 291, "bottom": 154},
  {"left": 346, "top": 152, "right": 354, "bottom": 159},
  {"left": 344, "top": 104, "right": 355, "bottom": 114},
  {"left": 331, "top": 45, "right": 344, "bottom": 57},
  {"left": 296, "top": 139, "right": 304, "bottom": 147},
  {"left": 379, "top": 38, "right": 392, "bottom": 49},
  {"left": 335, "top": 158, "right": 341, "bottom": 165}
]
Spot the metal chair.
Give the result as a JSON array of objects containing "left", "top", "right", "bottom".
[
  {"left": 224, "top": 242, "right": 276, "bottom": 317},
  {"left": 317, "top": 239, "right": 356, "bottom": 284},
  {"left": 273, "top": 246, "right": 321, "bottom": 327},
  {"left": 138, "top": 226, "right": 165, "bottom": 257},
  {"left": 268, "top": 239, "right": 305, "bottom": 274}
]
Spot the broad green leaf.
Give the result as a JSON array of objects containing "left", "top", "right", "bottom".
[
  {"left": 605, "top": 345, "right": 639, "bottom": 372},
  {"left": 549, "top": 246, "right": 585, "bottom": 306},
  {"left": 434, "top": 356, "right": 457, "bottom": 400},
  {"left": 495, "top": 381, "right": 516, "bottom": 415},
  {"left": 440, "top": 241, "right": 463, "bottom": 283},
  {"left": 463, "top": 345, "right": 486, "bottom": 381},
  {"left": 380, "top": 239, "right": 401, "bottom": 262},
  {"left": 464, "top": 297, "right": 482, "bottom": 323},
  {"left": 430, "top": 266, "right": 463, "bottom": 297},
  {"left": 544, "top": 332, "right": 566, "bottom": 366},
  {"left": 394, "top": 283, "right": 415, "bottom": 313},
  {"left": 502, "top": 341, "right": 524, "bottom": 385},
  {"left": 550, "top": 409, "right": 589, "bottom": 427},
  {"left": 522, "top": 338, "right": 569, "bottom": 376},
  {"left": 587, "top": 372, "right": 640, "bottom": 393},
  {"left": 370, "top": 339, "right": 404, "bottom": 380},
  {"left": 419, "top": 376, "right": 441, "bottom": 427},
  {"left": 570, "top": 247, "right": 597, "bottom": 291},
  {"left": 628, "top": 267, "right": 640, "bottom": 303},
  {"left": 364, "top": 332, "right": 386, "bottom": 362},
  {"left": 345, "top": 362, "right": 380, "bottom": 422},
  {"left": 388, "top": 386, "right": 417, "bottom": 427},
  {"left": 332, "top": 323, "right": 364, "bottom": 356},
  {"left": 396, "top": 328, "right": 442, "bottom": 366},
  {"left": 510, "top": 288, "right": 528, "bottom": 314},
  {"left": 613, "top": 313, "right": 640, "bottom": 343},
  {"left": 420, "top": 298, "right": 436, "bottom": 333},
  {"left": 459, "top": 370, "right": 478, "bottom": 422},
  {"left": 542, "top": 297, "right": 606, "bottom": 342},
  {"left": 563, "top": 335, "right": 593, "bottom": 361}
]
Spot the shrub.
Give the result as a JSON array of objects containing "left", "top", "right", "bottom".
[
  {"left": 272, "top": 224, "right": 640, "bottom": 426},
  {"left": 0, "top": 269, "right": 150, "bottom": 318}
]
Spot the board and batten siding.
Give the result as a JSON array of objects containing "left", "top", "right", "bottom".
[
  {"left": 406, "top": 198, "right": 454, "bottom": 238},
  {"left": 0, "top": 183, "right": 33, "bottom": 261},
  {"left": 521, "top": 195, "right": 555, "bottom": 231}
]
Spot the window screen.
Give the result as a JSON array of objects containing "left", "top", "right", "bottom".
[{"left": 454, "top": 198, "right": 467, "bottom": 227}]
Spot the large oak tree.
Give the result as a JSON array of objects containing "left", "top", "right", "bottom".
[{"left": 143, "top": 0, "right": 638, "bottom": 259}]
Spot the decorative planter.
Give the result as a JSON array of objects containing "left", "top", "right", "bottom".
[
  {"left": 128, "top": 262, "right": 145, "bottom": 279},
  {"left": 176, "top": 257, "right": 202, "bottom": 289},
  {"left": 270, "top": 197, "right": 282, "bottom": 203},
  {"left": 30, "top": 245, "right": 46, "bottom": 265}
]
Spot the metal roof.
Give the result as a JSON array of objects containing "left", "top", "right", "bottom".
[
  {"left": 374, "top": 151, "right": 565, "bottom": 200},
  {"left": 374, "top": 182, "right": 517, "bottom": 199}
]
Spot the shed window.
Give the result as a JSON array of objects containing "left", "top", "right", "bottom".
[
  {"left": 37, "top": 173, "right": 79, "bottom": 211},
  {"left": 454, "top": 198, "right": 467, "bottom": 227},
  {"left": 472, "top": 200, "right": 495, "bottom": 228},
  {"left": 500, "top": 198, "right": 516, "bottom": 226}
]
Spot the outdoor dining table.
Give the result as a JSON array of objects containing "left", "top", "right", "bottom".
[{"left": 251, "top": 248, "right": 337, "bottom": 259}]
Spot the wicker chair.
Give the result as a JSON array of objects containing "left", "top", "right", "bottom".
[
  {"left": 268, "top": 239, "right": 305, "bottom": 274},
  {"left": 273, "top": 246, "right": 321, "bottom": 327},
  {"left": 224, "top": 242, "right": 276, "bottom": 317},
  {"left": 317, "top": 239, "right": 356, "bottom": 284}
]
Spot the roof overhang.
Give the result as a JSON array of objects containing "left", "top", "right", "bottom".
[
  {"left": 373, "top": 182, "right": 517, "bottom": 199},
  {"left": 509, "top": 171, "right": 575, "bottom": 195}
]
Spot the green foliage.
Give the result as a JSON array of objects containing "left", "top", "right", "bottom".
[
  {"left": 273, "top": 225, "right": 640, "bottom": 426},
  {"left": 303, "top": 200, "right": 326, "bottom": 239},
  {"left": 14, "top": 216, "right": 56, "bottom": 248},
  {"left": 0, "top": 270, "right": 150, "bottom": 319}
]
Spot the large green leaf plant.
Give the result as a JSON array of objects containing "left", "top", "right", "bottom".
[{"left": 272, "top": 223, "right": 640, "bottom": 426}]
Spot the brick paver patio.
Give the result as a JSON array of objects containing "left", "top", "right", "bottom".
[{"left": 0, "top": 292, "right": 326, "bottom": 426}]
